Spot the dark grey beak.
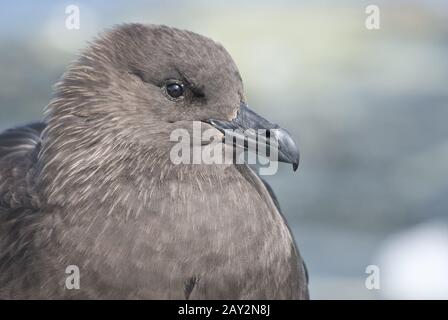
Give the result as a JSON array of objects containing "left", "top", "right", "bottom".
[{"left": 206, "top": 103, "right": 300, "bottom": 171}]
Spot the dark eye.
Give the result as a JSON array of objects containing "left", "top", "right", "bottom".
[{"left": 166, "top": 83, "right": 184, "bottom": 98}]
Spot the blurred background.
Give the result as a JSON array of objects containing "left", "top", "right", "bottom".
[{"left": 1, "top": 0, "right": 447, "bottom": 299}]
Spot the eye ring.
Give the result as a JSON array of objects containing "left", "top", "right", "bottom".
[{"left": 163, "top": 80, "right": 185, "bottom": 100}]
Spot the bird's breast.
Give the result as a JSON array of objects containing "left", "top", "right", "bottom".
[{"left": 44, "top": 164, "right": 299, "bottom": 298}]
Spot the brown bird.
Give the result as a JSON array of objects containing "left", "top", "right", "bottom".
[{"left": 0, "top": 24, "right": 308, "bottom": 299}]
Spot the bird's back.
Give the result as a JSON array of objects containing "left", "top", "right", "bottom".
[
  {"left": 0, "top": 123, "right": 45, "bottom": 296},
  {"left": 0, "top": 122, "right": 44, "bottom": 210}
]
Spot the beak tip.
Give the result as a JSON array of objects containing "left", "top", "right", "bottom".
[{"left": 293, "top": 162, "right": 299, "bottom": 172}]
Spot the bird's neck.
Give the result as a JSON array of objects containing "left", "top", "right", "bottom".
[{"left": 37, "top": 123, "right": 237, "bottom": 219}]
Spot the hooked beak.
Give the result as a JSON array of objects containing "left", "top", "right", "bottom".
[{"left": 205, "top": 103, "right": 300, "bottom": 171}]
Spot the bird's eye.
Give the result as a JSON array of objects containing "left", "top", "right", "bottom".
[{"left": 165, "top": 83, "right": 184, "bottom": 99}]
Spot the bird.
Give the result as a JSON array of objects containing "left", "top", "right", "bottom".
[{"left": 0, "top": 23, "right": 308, "bottom": 299}]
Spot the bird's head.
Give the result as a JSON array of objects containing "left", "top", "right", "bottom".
[{"left": 45, "top": 24, "right": 299, "bottom": 171}]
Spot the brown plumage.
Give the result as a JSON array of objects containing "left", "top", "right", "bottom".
[{"left": 0, "top": 24, "right": 308, "bottom": 299}]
